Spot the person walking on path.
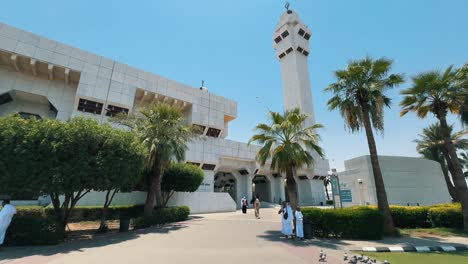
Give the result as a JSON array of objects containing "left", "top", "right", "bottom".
[
  {"left": 278, "top": 201, "right": 293, "bottom": 238},
  {"left": 254, "top": 194, "right": 261, "bottom": 219},
  {"left": 241, "top": 196, "right": 248, "bottom": 214},
  {"left": 295, "top": 206, "right": 304, "bottom": 240},
  {"left": 0, "top": 199, "right": 16, "bottom": 249}
]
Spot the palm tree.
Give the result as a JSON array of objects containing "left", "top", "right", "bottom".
[
  {"left": 400, "top": 64, "right": 468, "bottom": 230},
  {"left": 248, "top": 108, "right": 324, "bottom": 209},
  {"left": 460, "top": 152, "right": 468, "bottom": 177},
  {"left": 325, "top": 56, "right": 404, "bottom": 235},
  {"left": 455, "top": 64, "right": 468, "bottom": 127},
  {"left": 114, "top": 103, "right": 196, "bottom": 215},
  {"left": 414, "top": 123, "right": 468, "bottom": 201}
]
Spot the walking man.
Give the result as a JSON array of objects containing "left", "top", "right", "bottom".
[
  {"left": 0, "top": 199, "right": 16, "bottom": 249},
  {"left": 254, "top": 194, "right": 261, "bottom": 219}
]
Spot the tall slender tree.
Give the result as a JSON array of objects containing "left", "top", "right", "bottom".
[
  {"left": 400, "top": 64, "right": 468, "bottom": 230},
  {"left": 114, "top": 103, "right": 196, "bottom": 215},
  {"left": 325, "top": 57, "right": 404, "bottom": 235},
  {"left": 414, "top": 123, "right": 468, "bottom": 201},
  {"left": 249, "top": 108, "right": 324, "bottom": 210}
]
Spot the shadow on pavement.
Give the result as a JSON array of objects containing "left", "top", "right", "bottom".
[
  {"left": 0, "top": 223, "right": 188, "bottom": 261},
  {"left": 257, "top": 229, "right": 468, "bottom": 250}
]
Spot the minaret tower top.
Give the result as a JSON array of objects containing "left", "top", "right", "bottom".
[{"left": 273, "top": 6, "right": 315, "bottom": 127}]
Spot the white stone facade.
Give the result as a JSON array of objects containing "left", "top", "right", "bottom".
[
  {"left": 0, "top": 12, "right": 329, "bottom": 212},
  {"left": 337, "top": 155, "right": 452, "bottom": 207}
]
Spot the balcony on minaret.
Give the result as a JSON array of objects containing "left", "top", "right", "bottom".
[{"left": 272, "top": 10, "right": 312, "bottom": 60}]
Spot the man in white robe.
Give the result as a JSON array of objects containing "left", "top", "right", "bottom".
[
  {"left": 295, "top": 206, "right": 304, "bottom": 239},
  {"left": 0, "top": 199, "right": 16, "bottom": 247},
  {"left": 278, "top": 201, "right": 293, "bottom": 237}
]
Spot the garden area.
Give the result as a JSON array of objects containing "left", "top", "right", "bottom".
[
  {"left": 365, "top": 252, "right": 468, "bottom": 264},
  {"left": 0, "top": 104, "right": 203, "bottom": 247}
]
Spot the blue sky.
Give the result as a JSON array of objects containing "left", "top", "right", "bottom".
[{"left": 2, "top": 0, "right": 466, "bottom": 171}]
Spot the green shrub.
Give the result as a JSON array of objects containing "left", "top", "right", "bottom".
[
  {"left": 302, "top": 207, "right": 384, "bottom": 239},
  {"left": 4, "top": 215, "right": 64, "bottom": 246},
  {"left": 43, "top": 205, "right": 144, "bottom": 222},
  {"left": 428, "top": 206, "right": 463, "bottom": 229},
  {"left": 390, "top": 206, "right": 430, "bottom": 228},
  {"left": 133, "top": 206, "right": 190, "bottom": 229},
  {"left": 326, "top": 200, "right": 334, "bottom": 205}
]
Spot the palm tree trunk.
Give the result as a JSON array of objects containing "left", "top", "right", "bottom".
[
  {"left": 362, "top": 106, "right": 396, "bottom": 235},
  {"left": 439, "top": 113, "right": 468, "bottom": 231},
  {"left": 440, "top": 148, "right": 459, "bottom": 202},
  {"left": 286, "top": 167, "right": 298, "bottom": 209},
  {"left": 325, "top": 185, "right": 330, "bottom": 201}
]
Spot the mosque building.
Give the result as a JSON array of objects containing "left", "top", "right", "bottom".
[{"left": 0, "top": 9, "right": 330, "bottom": 213}]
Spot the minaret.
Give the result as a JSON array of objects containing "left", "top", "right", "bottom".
[{"left": 273, "top": 7, "right": 315, "bottom": 128}]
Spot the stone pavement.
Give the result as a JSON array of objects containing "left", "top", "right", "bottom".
[
  {"left": 1, "top": 208, "right": 467, "bottom": 264},
  {"left": 0, "top": 208, "right": 344, "bottom": 264}
]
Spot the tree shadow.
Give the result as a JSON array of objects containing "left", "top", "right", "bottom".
[
  {"left": 0, "top": 222, "right": 188, "bottom": 261},
  {"left": 257, "top": 230, "right": 468, "bottom": 251}
]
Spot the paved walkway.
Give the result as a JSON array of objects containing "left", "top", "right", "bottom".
[
  {"left": 1, "top": 208, "right": 467, "bottom": 263},
  {"left": 0, "top": 208, "right": 343, "bottom": 264}
]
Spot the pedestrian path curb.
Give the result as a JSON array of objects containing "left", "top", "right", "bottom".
[{"left": 350, "top": 245, "right": 468, "bottom": 252}]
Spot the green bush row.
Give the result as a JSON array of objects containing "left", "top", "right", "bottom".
[
  {"left": 5, "top": 214, "right": 64, "bottom": 246},
  {"left": 4, "top": 205, "right": 189, "bottom": 246},
  {"left": 302, "top": 207, "right": 384, "bottom": 240},
  {"left": 389, "top": 203, "right": 462, "bottom": 229},
  {"left": 133, "top": 206, "right": 190, "bottom": 229}
]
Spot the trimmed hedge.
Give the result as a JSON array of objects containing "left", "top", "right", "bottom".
[
  {"left": 326, "top": 200, "right": 334, "bottom": 205},
  {"left": 389, "top": 206, "right": 430, "bottom": 228},
  {"left": 428, "top": 206, "right": 463, "bottom": 229},
  {"left": 302, "top": 207, "right": 384, "bottom": 240},
  {"left": 133, "top": 206, "right": 190, "bottom": 229},
  {"left": 4, "top": 214, "right": 64, "bottom": 246}
]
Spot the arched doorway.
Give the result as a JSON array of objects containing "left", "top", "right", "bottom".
[
  {"left": 214, "top": 172, "right": 237, "bottom": 203},
  {"left": 252, "top": 175, "right": 271, "bottom": 203}
]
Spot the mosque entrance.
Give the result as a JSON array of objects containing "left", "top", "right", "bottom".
[
  {"left": 252, "top": 175, "right": 271, "bottom": 203},
  {"left": 214, "top": 172, "right": 237, "bottom": 203}
]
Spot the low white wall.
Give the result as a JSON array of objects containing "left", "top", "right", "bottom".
[
  {"left": 62, "top": 191, "right": 236, "bottom": 214},
  {"left": 167, "top": 192, "right": 236, "bottom": 214}
]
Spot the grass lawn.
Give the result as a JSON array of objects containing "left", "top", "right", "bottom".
[
  {"left": 365, "top": 251, "right": 468, "bottom": 264},
  {"left": 399, "top": 227, "right": 468, "bottom": 237}
]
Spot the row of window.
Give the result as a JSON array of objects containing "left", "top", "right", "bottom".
[
  {"left": 77, "top": 98, "right": 129, "bottom": 117},
  {"left": 193, "top": 124, "right": 222, "bottom": 138},
  {"left": 278, "top": 46, "right": 309, "bottom": 60},
  {"left": 298, "top": 28, "right": 311, "bottom": 40},
  {"left": 274, "top": 28, "right": 310, "bottom": 45}
]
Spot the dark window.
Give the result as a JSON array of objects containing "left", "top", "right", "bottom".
[
  {"left": 192, "top": 124, "right": 206, "bottom": 135},
  {"left": 78, "top": 98, "right": 103, "bottom": 115},
  {"left": 274, "top": 36, "right": 282, "bottom": 44},
  {"left": 304, "top": 33, "right": 311, "bottom": 40},
  {"left": 18, "top": 112, "right": 41, "bottom": 119},
  {"left": 238, "top": 169, "right": 249, "bottom": 175},
  {"left": 297, "top": 46, "right": 304, "bottom": 53},
  {"left": 312, "top": 175, "right": 320, "bottom": 180},
  {"left": 298, "top": 175, "right": 309, "bottom": 180},
  {"left": 285, "top": 47, "right": 293, "bottom": 54},
  {"left": 0, "top": 93, "right": 13, "bottom": 105},
  {"left": 272, "top": 173, "right": 281, "bottom": 178},
  {"left": 281, "top": 30, "right": 289, "bottom": 39},
  {"left": 202, "top": 164, "right": 216, "bottom": 170},
  {"left": 278, "top": 52, "right": 286, "bottom": 59},
  {"left": 319, "top": 176, "right": 327, "bottom": 180},
  {"left": 298, "top": 28, "right": 305, "bottom": 37},
  {"left": 105, "top": 104, "right": 129, "bottom": 117},
  {"left": 302, "top": 50, "right": 309, "bottom": 56},
  {"left": 206, "top": 127, "right": 221, "bottom": 138},
  {"left": 186, "top": 162, "right": 201, "bottom": 167}
]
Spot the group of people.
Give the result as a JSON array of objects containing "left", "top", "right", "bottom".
[
  {"left": 240, "top": 194, "right": 261, "bottom": 219},
  {"left": 278, "top": 201, "right": 304, "bottom": 240},
  {"left": 0, "top": 199, "right": 17, "bottom": 250}
]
